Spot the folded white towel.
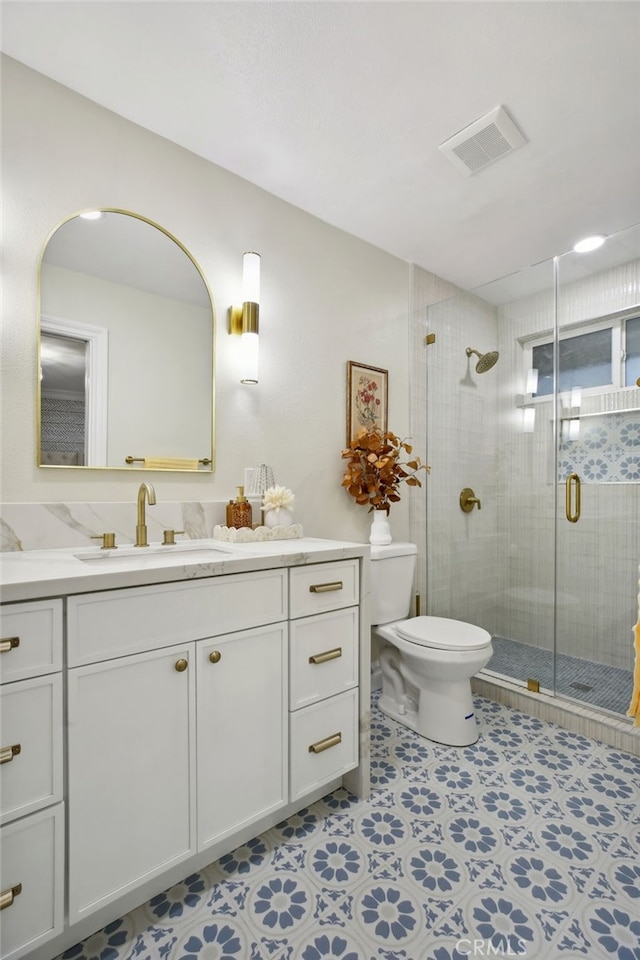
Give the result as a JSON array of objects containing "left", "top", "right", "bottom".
[{"left": 144, "top": 457, "right": 199, "bottom": 470}]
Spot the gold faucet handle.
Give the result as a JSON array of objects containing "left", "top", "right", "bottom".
[
  {"left": 459, "top": 489, "right": 482, "bottom": 513},
  {"left": 91, "top": 532, "right": 117, "bottom": 549},
  {"left": 162, "top": 529, "right": 185, "bottom": 545}
]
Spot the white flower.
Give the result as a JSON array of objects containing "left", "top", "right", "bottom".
[{"left": 262, "top": 485, "right": 295, "bottom": 511}]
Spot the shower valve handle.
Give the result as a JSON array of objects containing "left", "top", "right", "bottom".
[{"left": 460, "top": 488, "right": 481, "bottom": 512}]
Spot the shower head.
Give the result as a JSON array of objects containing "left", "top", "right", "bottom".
[{"left": 466, "top": 347, "right": 499, "bottom": 374}]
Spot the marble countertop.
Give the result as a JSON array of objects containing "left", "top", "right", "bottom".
[{"left": 0, "top": 538, "right": 370, "bottom": 603}]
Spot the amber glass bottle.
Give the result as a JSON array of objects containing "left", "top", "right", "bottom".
[{"left": 229, "top": 486, "right": 252, "bottom": 529}]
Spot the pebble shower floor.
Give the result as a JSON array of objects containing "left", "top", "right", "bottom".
[{"left": 58, "top": 691, "right": 640, "bottom": 960}]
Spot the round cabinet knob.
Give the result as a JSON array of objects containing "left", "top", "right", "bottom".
[
  {"left": 174, "top": 658, "right": 188, "bottom": 672},
  {"left": 209, "top": 650, "right": 222, "bottom": 664}
]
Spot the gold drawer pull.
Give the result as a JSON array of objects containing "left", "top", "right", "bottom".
[
  {"left": 309, "top": 647, "right": 342, "bottom": 665},
  {"left": 209, "top": 650, "right": 222, "bottom": 664},
  {"left": 309, "top": 581, "right": 343, "bottom": 594},
  {"left": 309, "top": 732, "right": 342, "bottom": 754},
  {"left": 0, "top": 637, "right": 20, "bottom": 654},
  {"left": 174, "top": 658, "right": 188, "bottom": 672},
  {"left": 0, "top": 744, "right": 21, "bottom": 765},
  {"left": 0, "top": 883, "right": 22, "bottom": 911}
]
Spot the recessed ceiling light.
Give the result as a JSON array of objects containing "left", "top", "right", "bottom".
[
  {"left": 79, "top": 210, "right": 104, "bottom": 220},
  {"left": 573, "top": 235, "right": 606, "bottom": 253}
]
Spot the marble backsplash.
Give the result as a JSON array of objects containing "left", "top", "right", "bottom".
[{"left": 0, "top": 500, "right": 232, "bottom": 552}]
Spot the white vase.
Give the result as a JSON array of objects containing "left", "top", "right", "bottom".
[
  {"left": 369, "top": 510, "right": 392, "bottom": 545},
  {"left": 264, "top": 507, "right": 294, "bottom": 528}
]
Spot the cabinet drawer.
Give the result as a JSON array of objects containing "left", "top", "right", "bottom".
[
  {"left": 67, "top": 569, "right": 287, "bottom": 666},
  {"left": 289, "top": 560, "right": 359, "bottom": 619},
  {"left": 289, "top": 608, "right": 358, "bottom": 710},
  {"left": 0, "top": 600, "right": 62, "bottom": 684},
  {"left": 289, "top": 689, "right": 358, "bottom": 801},
  {"left": 0, "top": 803, "right": 64, "bottom": 960},
  {"left": 0, "top": 674, "right": 63, "bottom": 825}
]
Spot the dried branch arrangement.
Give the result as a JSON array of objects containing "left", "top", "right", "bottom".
[{"left": 341, "top": 427, "right": 429, "bottom": 513}]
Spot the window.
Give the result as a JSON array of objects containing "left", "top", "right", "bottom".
[
  {"left": 524, "top": 313, "right": 639, "bottom": 398},
  {"left": 625, "top": 315, "right": 640, "bottom": 387}
]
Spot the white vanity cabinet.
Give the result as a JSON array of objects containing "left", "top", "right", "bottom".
[
  {"left": 0, "top": 599, "right": 64, "bottom": 960},
  {"left": 288, "top": 560, "right": 360, "bottom": 800},
  {"left": 0, "top": 540, "right": 367, "bottom": 960},
  {"left": 66, "top": 569, "right": 288, "bottom": 923}
]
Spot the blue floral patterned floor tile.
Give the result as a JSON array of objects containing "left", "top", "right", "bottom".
[{"left": 55, "top": 693, "right": 640, "bottom": 960}]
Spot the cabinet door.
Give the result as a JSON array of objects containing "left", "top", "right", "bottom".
[
  {"left": 197, "top": 625, "right": 287, "bottom": 850},
  {"left": 67, "top": 645, "right": 196, "bottom": 922}
]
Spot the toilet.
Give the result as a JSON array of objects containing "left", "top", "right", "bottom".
[{"left": 371, "top": 543, "right": 493, "bottom": 746}]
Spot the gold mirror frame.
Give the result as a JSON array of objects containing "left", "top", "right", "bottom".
[{"left": 37, "top": 209, "right": 216, "bottom": 471}]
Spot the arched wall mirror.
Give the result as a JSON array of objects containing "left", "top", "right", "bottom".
[{"left": 38, "top": 209, "right": 215, "bottom": 471}]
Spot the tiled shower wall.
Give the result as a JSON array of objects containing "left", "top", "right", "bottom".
[{"left": 410, "top": 256, "right": 640, "bottom": 678}]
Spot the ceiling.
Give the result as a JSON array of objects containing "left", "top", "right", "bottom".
[{"left": 2, "top": 1, "right": 640, "bottom": 292}]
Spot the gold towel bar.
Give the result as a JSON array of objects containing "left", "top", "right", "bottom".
[{"left": 125, "top": 456, "right": 212, "bottom": 465}]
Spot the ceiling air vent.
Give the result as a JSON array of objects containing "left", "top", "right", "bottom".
[{"left": 439, "top": 105, "right": 526, "bottom": 176}]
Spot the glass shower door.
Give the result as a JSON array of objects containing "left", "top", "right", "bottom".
[{"left": 553, "top": 225, "right": 640, "bottom": 717}]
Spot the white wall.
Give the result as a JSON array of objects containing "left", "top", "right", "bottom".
[{"left": 1, "top": 56, "right": 412, "bottom": 546}]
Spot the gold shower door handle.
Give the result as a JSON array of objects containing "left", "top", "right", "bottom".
[{"left": 565, "top": 473, "right": 581, "bottom": 523}]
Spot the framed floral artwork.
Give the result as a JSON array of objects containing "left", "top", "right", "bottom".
[{"left": 346, "top": 361, "right": 388, "bottom": 443}]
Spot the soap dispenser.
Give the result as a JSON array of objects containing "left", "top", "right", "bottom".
[{"left": 229, "top": 486, "right": 252, "bottom": 529}]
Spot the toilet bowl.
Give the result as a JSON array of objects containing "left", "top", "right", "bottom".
[{"left": 371, "top": 543, "right": 493, "bottom": 746}]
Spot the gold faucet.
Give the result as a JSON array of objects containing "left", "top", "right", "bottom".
[{"left": 135, "top": 482, "right": 157, "bottom": 547}]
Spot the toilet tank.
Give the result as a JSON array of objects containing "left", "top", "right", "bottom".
[{"left": 370, "top": 542, "right": 418, "bottom": 625}]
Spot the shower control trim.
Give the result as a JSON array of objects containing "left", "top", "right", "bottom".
[{"left": 460, "top": 488, "right": 482, "bottom": 512}]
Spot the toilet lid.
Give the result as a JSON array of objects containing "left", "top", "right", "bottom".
[{"left": 395, "top": 616, "right": 492, "bottom": 651}]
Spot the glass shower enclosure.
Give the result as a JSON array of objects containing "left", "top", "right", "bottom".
[{"left": 420, "top": 222, "right": 640, "bottom": 719}]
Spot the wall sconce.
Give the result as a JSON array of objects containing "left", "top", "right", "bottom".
[
  {"left": 525, "top": 368, "right": 538, "bottom": 395},
  {"left": 522, "top": 407, "right": 535, "bottom": 434},
  {"left": 229, "top": 251, "right": 260, "bottom": 384}
]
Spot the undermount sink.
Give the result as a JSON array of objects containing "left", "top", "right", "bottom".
[{"left": 74, "top": 542, "right": 235, "bottom": 566}]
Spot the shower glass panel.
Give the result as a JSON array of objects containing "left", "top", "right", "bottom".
[
  {"left": 553, "top": 223, "right": 640, "bottom": 716},
  {"left": 420, "top": 221, "right": 640, "bottom": 720},
  {"left": 422, "top": 257, "right": 557, "bottom": 690}
]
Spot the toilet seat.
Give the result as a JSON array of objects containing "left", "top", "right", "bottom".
[{"left": 395, "top": 616, "right": 491, "bottom": 652}]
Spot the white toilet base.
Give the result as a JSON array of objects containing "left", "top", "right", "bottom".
[{"left": 379, "top": 679, "right": 479, "bottom": 746}]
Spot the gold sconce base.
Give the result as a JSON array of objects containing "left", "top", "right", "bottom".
[
  {"left": 228, "top": 302, "right": 259, "bottom": 336},
  {"left": 228, "top": 306, "right": 243, "bottom": 335}
]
